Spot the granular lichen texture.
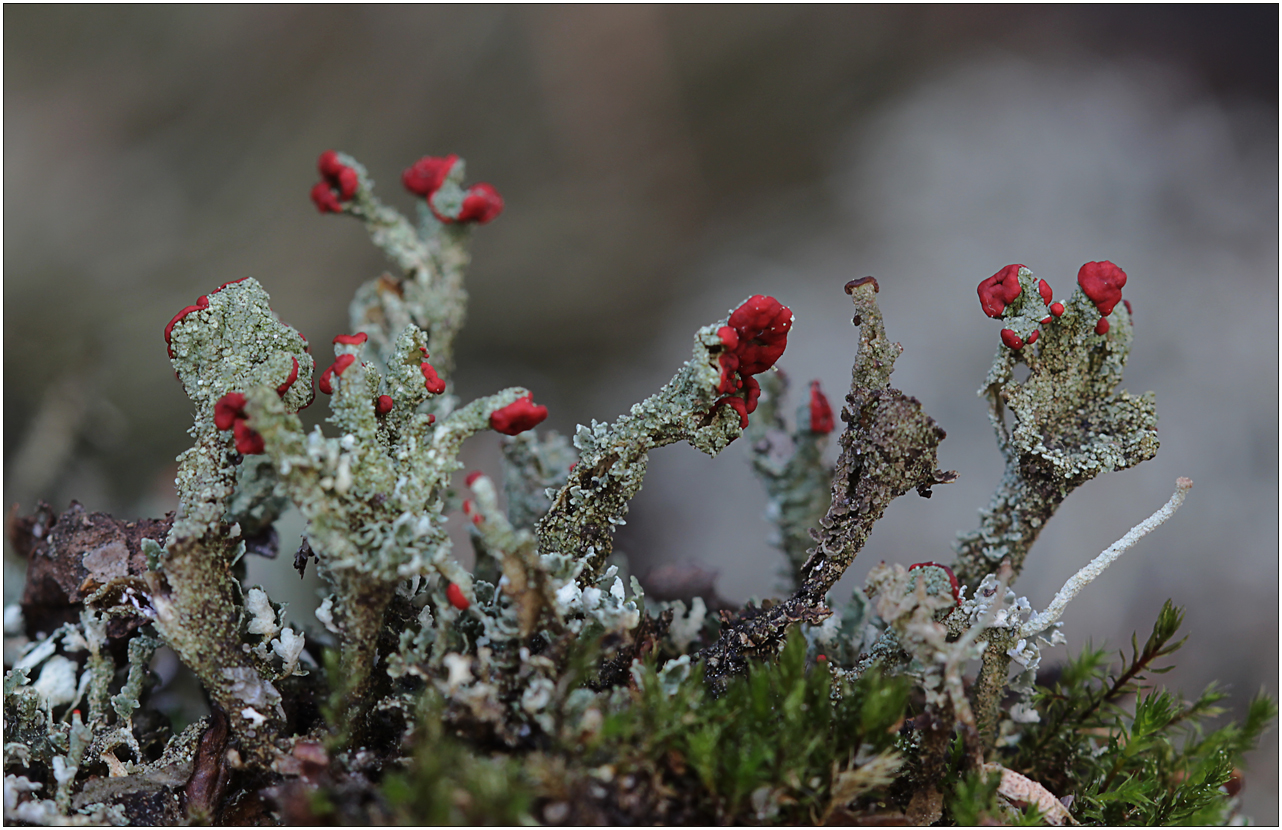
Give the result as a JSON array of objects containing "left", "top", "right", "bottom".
[{"left": 2, "top": 150, "right": 1270, "bottom": 827}]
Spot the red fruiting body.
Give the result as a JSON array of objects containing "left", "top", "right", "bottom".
[
  {"left": 717, "top": 325, "right": 739, "bottom": 351},
  {"left": 333, "top": 332, "right": 368, "bottom": 346},
  {"left": 720, "top": 395, "right": 750, "bottom": 428},
  {"left": 164, "top": 295, "right": 211, "bottom": 358},
  {"left": 808, "top": 380, "right": 834, "bottom": 434},
  {"left": 211, "top": 277, "right": 249, "bottom": 295},
  {"left": 1037, "top": 279, "right": 1053, "bottom": 305},
  {"left": 446, "top": 582, "right": 470, "bottom": 611},
  {"left": 310, "top": 181, "right": 342, "bottom": 214},
  {"left": 233, "top": 420, "right": 265, "bottom": 455},
  {"left": 465, "top": 471, "right": 485, "bottom": 487},
  {"left": 1095, "top": 317, "right": 1110, "bottom": 335},
  {"left": 1040, "top": 316, "right": 1052, "bottom": 324},
  {"left": 816, "top": 654, "right": 827, "bottom": 662},
  {"left": 713, "top": 295, "right": 792, "bottom": 427},
  {"left": 490, "top": 393, "right": 549, "bottom": 436},
  {"left": 402, "top": 154, "right": 459, "bottom": 198},
  {"left": 977, "top": 264, "right": 1025, "bottom": 318},
  {"left": 311, "top": 150, "right": 359, "bottom": 214},
  {"left": 456, "top": 183, "right": 504, "bottom": 224},
  {"left": 1123, "top": 299, "right": 1132, "bottom": 316},
  {"left": 318, "top": 354, "right": 357, "bottom": 394},
  {"left": 1049, "top": 302, "right": 1065, "bottom": 317},
  {"left": 1026, "top": 330, "right": 1039, "bottom": 345},
  {"left": 214, "top": 392, "right": 248, "bottom": 431},
  {"left": 1077, "top": 260, "right": 1127, "bottom": 316},
  {"left": 420, "top": 362, "right": 446, "bottom": 395},
  {"left": 214, "top": 392, "right": 264, "bottom": 455},
  {"left": 375, "top": 395, "right": 394, "bottom": 415},
  {"left": 907, "top": 561, "right": 960, "bottom": 603},
  {"left": 1000, "top": 329, "right": 1024, "bottom": 350},
  {"left": 276, "top": 356, "right": 300, "bottom": 397}
]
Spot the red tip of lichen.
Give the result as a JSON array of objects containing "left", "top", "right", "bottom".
[
  {"left": 1123, "top": 299, "right": 1132, "bottom": 316},
  {"left": 276, "top": 356, "right": 300, "bottom": 397},
  {"left": 375, "top": 394, "right": 394, "bottom": 415},
  {"left": 808, "top": 380, "right": 834, "bottom": 434},
  {"left": 214, "top": 392, "right": 247, "bottom": 431},
  {"left": 214, "top": 392, "right": 264, "bottom": 455},
  {"left": 1077, "top": 260, "right": 1126, "bottom": 316},
  {"left": 402, "top": 154, "right": 459, "bottom": 198},
  {"left": 318, "top": 354, "right": 357, "bottom": 394},
  {"left": 465, "top": 471, "right": 484, "bottom": 487},
  {"left": 1026, "top": 330, "right": 1039, "bottom": 345},
  {"left": 456, "top": 183, "right": 504, "bottom": 224},
  {"left": 713, "top": 295, "right": 792, "bottom": 428},
  {"left": 1000, "top": 328, "right": 1024, "bottom": 350},
  {"left": 1049, "top": 302, "right": 1065, "bottom": 317},
  {"left": 310, "top": 181, "right": 342, "bottom": 214},
  {"left": 333, "top": 332, "right": 368, "bottom": 346},
  {"left": 233, "top": 420, "right": 265, "bottom": 455},
  {"left": 977, "top": 264, "right": 1024, "bottom": 318},
  {"left": 1095, "top": 317, "right": 1110, "bottom": 335},
  {"left": 420, "top": 361, "right": 446, "bottom": 395},
  {"left": 490, "top": 393, "right": 549, "bottom": 436},
  {"left": 1037, "top": 279, "right": 1053, "bottom": 305},
  {"left": 446, "top": 582, "right": 470, "bottom": 611},
  {"left": 312, "top": 150, "right": 359, "bottom": 213},
  {"left": 164, "top": 295, "right": 211, "bottom": 358}
]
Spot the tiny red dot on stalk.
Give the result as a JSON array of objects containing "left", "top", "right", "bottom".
[
  {"left": 1037, "top": 279, "right": 1053, "bottom": 305},
  {"left": 1049, "top": 302, "right": 1065, "bottom": 317},
  {"left": 446, "top": 582, "right": 470, "bottom": 611},
  {"left": 310, "top": 182, "right": 342, "bottom": 214},
  {"left": 375, "top": 395, "right": 394, "bottom": 415},
  {"left": 1026, "top": 330, "right": 1039, "bottom": 345},
  {"left": 420, "top": 362, "right": 446, "bottom": 395},
  {"left": 808, "top": 380, "right": 834, "bottom": 434},
  {"left": 1000, "top": 329, "right": 1024, "bottom": 350},
  {"left": 1095, "top": 317, "right": 1110, "bottom": 335},
  {"left": 333, "top": 333, "right": 368, "bottom": 346},
  {"left": 1040, "top": 316, "right": 1052, "bottom": 325}
]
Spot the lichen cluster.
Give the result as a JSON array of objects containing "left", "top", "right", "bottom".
[{"left": 3, "top": 153, "right": 1271, "bottom": 826}]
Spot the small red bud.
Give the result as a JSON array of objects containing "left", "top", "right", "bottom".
[
  {"left": 310, "top": 181, "right": 342, "bottom": 214},
  {"left": 446, "top": 582, "right": 470, "bottom": 611},
  {"left": 977, "top": 264, "right": 1024, "bottom": 318},
  {"left": 1037, "top": 279, "right": 1053, "bottom": 305},
  {"left": 1095, "top": 317, "right": 1110, "bottom": 335},
  {"left": 490, "top": 394, "right": 548, "bottom": 435},
  {"left": 333, "top": 332, "right": 368, "bottom": 346},
  {"left": 808, "top": 380, "right": 834, "bottom": 434},
  {"left": 420, "top": 362, "right": 446, "bottom": 395},
  {"left": 1049, "top": 302, "right": 1065, "bottom": 317},
  {"left": 375, "top": 395, "right": 394, "bottom": 415},
  {"left": 465, "top": 471, "right": 484, "bottom": 487},
  {"left": 1040, "top": 316, "right": 1052, "bottom": 324},
  {"left": 1026, "top": 330, "right": 1039, "bottom": 345},
  {"left": 1000, "top": 329, "right": 1024, "bottom": 350},
  {"left": 456, "top": 183, "right": 504, "bottom": 224},
  {"left": 318, "top": 354, "right": 357, "bottom": 394}
]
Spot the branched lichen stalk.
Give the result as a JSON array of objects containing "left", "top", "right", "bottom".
[
  {"left": 536, "top": 319, "right": 747, "bottom": 583},
  {"left": 698, "top": 278, "right": 954, "bottom": 683},
  {"left": 952, "top": 265, "right": 1157, "bottom": 592}
]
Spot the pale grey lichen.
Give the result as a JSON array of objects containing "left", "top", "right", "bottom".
[{"left": 953, "top": 265, "right": 1158, "bottom": 590}]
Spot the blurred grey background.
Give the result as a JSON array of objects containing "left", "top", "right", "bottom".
[{"left": 5, "top": 6, "right": 1277, "bottom": 819}]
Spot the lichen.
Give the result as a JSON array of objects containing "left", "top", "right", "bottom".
[{"left": 3, "top": 149, "right": 1270, "bottom": 826}]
